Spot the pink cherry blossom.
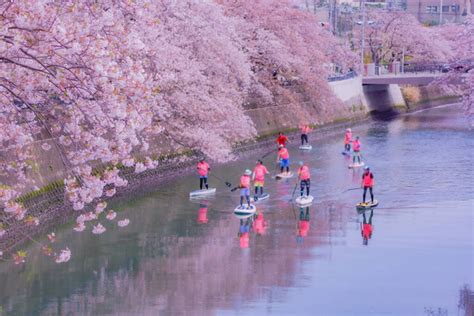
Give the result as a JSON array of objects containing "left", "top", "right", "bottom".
[
  {"left": 118, "top": 219, "right": 130, "bottom": 227},
  {"left": 92, "top": 223, "right": 106, "bottom": 235},
  {"left": 41, "top": 143, "right": 52, "bottom": 151},
  {"left": 55, "top": 247, "right": 71, "bottom": 263},
  {"left": 73, "top": 222, "right": 86, "bottom": 232},
  {"left": 105, "top": 188, "right": 116, "bottom": 197},
  {"left": 106, "top": 210, "right": 117, "bottom": 220},
  {"left": 47, "top": 232, "right": 56, "bottom": 243}
]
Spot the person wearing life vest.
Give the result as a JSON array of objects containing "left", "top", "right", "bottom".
[
  {"left": 300, "top": 124, "right": 311, "bottom": 145},
  {"left": 197, "top": 158, "right": 210, "bottom": 190},
  {"left": 361, "top": 166, "right": 374, "bottom": 203},
  {"left": 361, "top": 209, "right": 374, "bottom": 246},
  {"left": 277, "top": 144, "right": 290, "bottom": 174},
  {"left": 296, "top": 207, "right": 310, "bottom": 243},
  {"left": 297, "top": 161, "right": 311, "bottom": 197},
  {"left": 239, "top": 169, "right": 252, "bottom": 209},
  {"left": 344, "top": 128, "right": 352, "bottom": 151},
  {"left": 252, "top": 160, "right": 269, "bottom": 198},
  {"left": 276, "top": 132, "right": 289, "bottom": 147},
  {"left": 352, "top": 136, "right": 362, "bottom": 164}
]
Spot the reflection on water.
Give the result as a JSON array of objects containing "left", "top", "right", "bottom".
[{"left": 0, "top": 104, "right": 472, "bottom": 315}]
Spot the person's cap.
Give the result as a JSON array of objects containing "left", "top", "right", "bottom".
[
  {"left": 199, "top": 158, "right": 205, "bottom": 162},
  {"left": 279, "top": 144, "right": 284, "bottom": 148},
  {"left": 257, "top": 160, "right": 263, "bottom": 164},
  {"left": 244, "top": 169, "right": 252, "bottom": 175},
  {"left": 346, "top": 128, "right": 351, "bottom": 132},
  {"left": 364, "top": 166, "right": 370, "bottom": 170},
  {"left": 298, "top": 161, "right": 304, "bottom": 166},
  {"left": 356, "top": 136, "right": 360, "bottom": 139}
]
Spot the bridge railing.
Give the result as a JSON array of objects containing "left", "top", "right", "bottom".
[
  {"left": 365, "top": 62, "right": 446, "bottom": 76},
  {"left": 327, "top": 70, "right": 358, "bottom": 82}
]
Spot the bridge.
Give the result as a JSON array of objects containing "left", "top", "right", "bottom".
[{"left": 361, "top": 73, "right": 442, "bottom": 85}]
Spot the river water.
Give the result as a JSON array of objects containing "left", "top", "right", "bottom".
[{"left": 0, "top": 104, "right": 472, "bottom": 315}]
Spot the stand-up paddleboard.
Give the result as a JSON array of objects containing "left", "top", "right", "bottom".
[
  {"left": 299, "top": 145, "right": 312, "bottom": 150},
  {"left": 356, "top": 200, "right": 379, "bottom": 211},
  {"left": 348, "top": 162, "right": 365, "bottom": 169},
  {"left": 295, "top": 195, "right": 314, "bottom": 206},
  {"left": 233, "top": 204, "right": 257, "bottom": 218},
  {"left": 189, "top": 188, "right": 216, "bottom": 198},
  {"left": 275, "top": 172, "right": 294, "bottom": 180},
  {"left": 253, "top": 192, "right": 270, "bottom": 202}
]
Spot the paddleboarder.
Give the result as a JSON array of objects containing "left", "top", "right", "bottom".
[
  {"left": 361, "top": 166, "right": 374, "bottom": 203},
  {"left": 238, "top": 169, "right": 252, "bottom": 209},
  {"left": 352, "top": 136, "right": 362, "bottom": 164},
  {"left": 252, "top": 160, "right": 269, "bottom": 198},
  {"left": 277, "top": 145, "right": 290, "bottom": 174},
  {"left": 297, "top": 161, "right": 311, "bottom": 197},
  {"left": 344, "top": 128, "right": 352, "bottom": 151},
  {"left": 197, "top": 158, "right": 210, "bottom": 190},
  {"left": 276, "top": 132, "right": 289, "bottom": 147},
  {"left": 300, "top": 124, "right": 311, "bottom": 145}
]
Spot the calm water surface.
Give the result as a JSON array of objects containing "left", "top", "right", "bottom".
[{"left": 0, "top": 104, "right": 472, "bottom": 315}]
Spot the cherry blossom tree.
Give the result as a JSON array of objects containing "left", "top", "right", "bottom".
[
  {"left": 0, "top": 0, "right": 359, "bottom": 263},
  {"left": 355, "top": 10, "right": 453, "bottom": 67},
  {"left": 435, "top": 15, "right": 474, "bottom": 125}
]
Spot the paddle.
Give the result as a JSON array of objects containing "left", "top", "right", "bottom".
[
  {"left": 342, "top": 187, "right": 362, "bottom": 193},
  {"left": 261, "top": 147, "right": 277, "bottom": 160},
  {"left": 209, "top": 173, "right": 232, "bottom": 188},
  {"left": 288, "top": 180, "right": 299, "bottom": 202}
]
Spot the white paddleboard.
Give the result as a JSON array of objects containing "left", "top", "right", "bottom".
[
  {"left": 275, "top": 172, "right": 294, "bottom": 179},
  {"left": 356, "top": 200, "right": 379, "bottom": 210},
  {"left": 295, "top": 195, "right": 314, "bottom": 206},
  {"left": 189, "top": 188, "right": 216, "bottom": 197},
  {"left": 233, "top": 204, "right": 257, "bottom": 217},
  {"left": 253, "top": 193, "right": 270, "bottom": 202},
  {"left": 348, "top": 162, "right": 365, "bottom": 169},
  {"left": 299, "top": 145, "right": 312, "bottom": 150}
]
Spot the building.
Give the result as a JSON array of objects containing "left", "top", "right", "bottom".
[{"left": 405, "top": 0, "right": 472, "bottom": 24}]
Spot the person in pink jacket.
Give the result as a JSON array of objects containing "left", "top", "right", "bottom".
[
  {"left": 238, "top": 169, "right": 252, "bottom": 209},
  {"left": 196, "top": 158, "right": 210, "bottom": 190},
  {"left": 252, "top": 160, "right": 269, "bottom": 198},
  {"left": 297, "top": 161, "right": 311, "bottom": 197},
  {"left": 300, "top": 124, "right": 311, "bottom": 145}
]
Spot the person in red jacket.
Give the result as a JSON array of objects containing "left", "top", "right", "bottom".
[
  {"left": 297, "top": 161, "right": 311, "bottom": 197},
  {"left": 361, "top": 166, "right": 374, "bottom": 203},
  {"left": 276, "top": 132, "right": 289, "bottom": 147},
  {"left": 361, "top": 209, "right": 374, "bottom": 246}
]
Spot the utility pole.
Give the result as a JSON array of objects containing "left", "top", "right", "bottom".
[
  {"left": 439, "top": 0, "right": 443, "bottom": 24},
  {"left": 401, "top": 47, "right": 405, "bottom": 74},
  {"left": 360, "top": 0, "right": 366, "bottom": 75}
]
